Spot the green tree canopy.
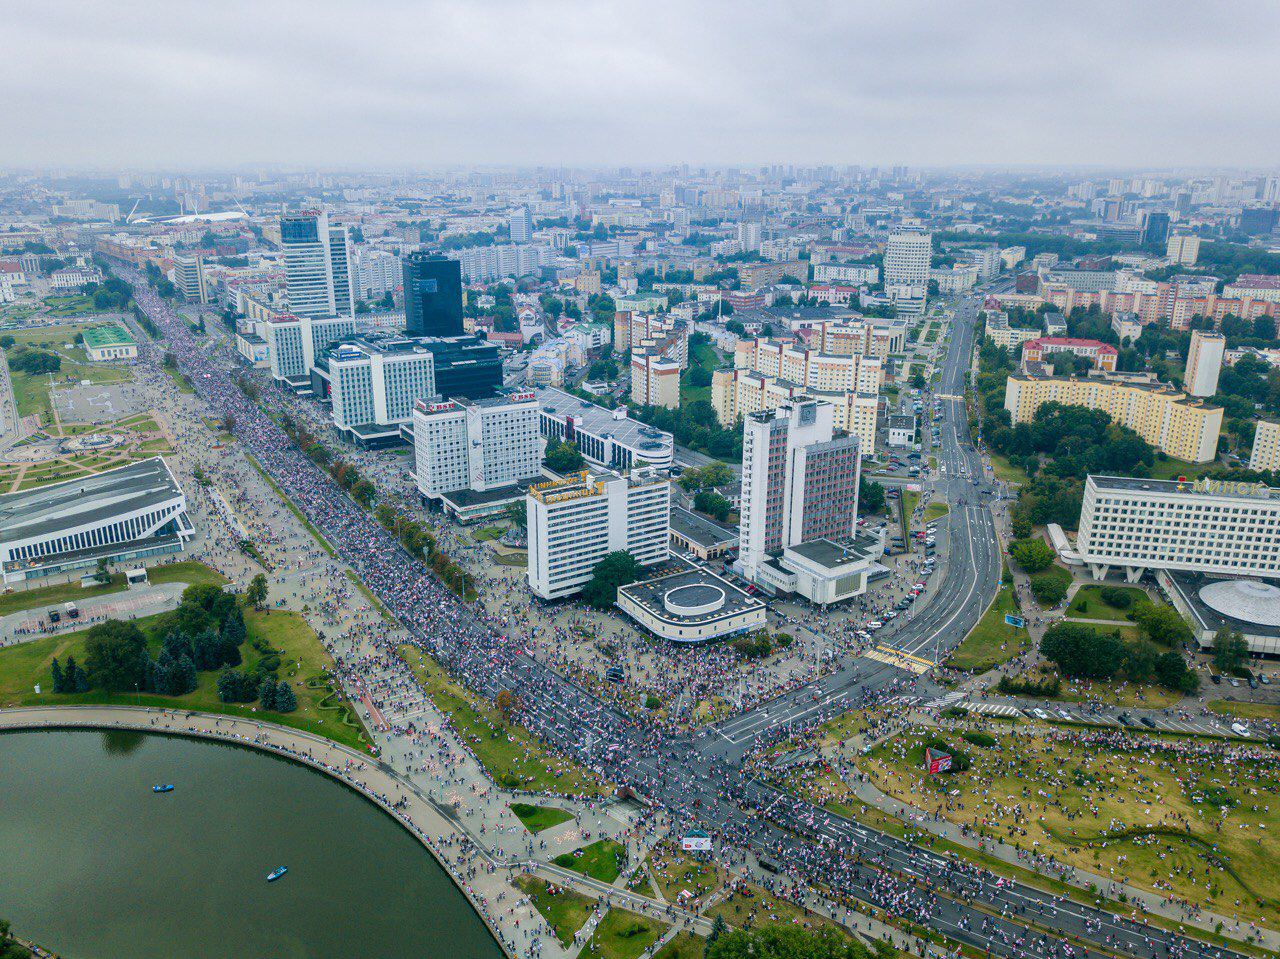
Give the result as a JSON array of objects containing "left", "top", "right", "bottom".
[
  {"left": 581, "top": 551, "right": 640, "bottom": 609},
  {"left": 84, "top": 620, "right": 147, "bottom": 692}
]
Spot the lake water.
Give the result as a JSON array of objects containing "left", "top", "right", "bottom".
[{"left": 0, "top": 728, "right": 504, "bottom": 959}]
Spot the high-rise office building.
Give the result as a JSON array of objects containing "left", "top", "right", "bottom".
[
  {"left": 509, "top": 207, "right": 534, "bottom": 244},
  {"left": 423, "top": 334, "right": 502, "bottom": 400},
  {"left": 1185, "top": 330, "right": 1225, "bottom": 398},
  {"left": 402, "top": 252, "right": 464, "bottom": 338},
  {"left": 884, "top": 231, "right": 932, "bottom": 289},
  {"left": 322, "top": 335, "right": 438, "bottom": 446},
  {"left": 738, "top": 399, "right": 861, "bottom": 583},
  {"left": 280, "top": 211, "right": 354, "bottom": 318},
  {"left": 172, "top": 254, "right": 207, "bottom": 304}
]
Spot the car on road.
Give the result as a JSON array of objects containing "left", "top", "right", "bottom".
[
  {"left": 1231, "top": 722, "right": 1251, "bottom": 737},
  {"left": 866, "top": 621, "right": 883, "bottom": 630},
  {"left": 1140, "top": 716, "right": 1156, "bottom": 728},
  {"left": 1117, "top": 712, "right": 1132, "bottom": 725}
]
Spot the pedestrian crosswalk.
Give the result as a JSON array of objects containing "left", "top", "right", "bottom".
[
  {"left": 865, "top": 644, "right": 934, "bottom": 674},
  {"left": 962, "top": 700, "right": 1021, "bottom": 717},
  {"left": 921, "top": 690, "right": 967, "bottom": 710}
]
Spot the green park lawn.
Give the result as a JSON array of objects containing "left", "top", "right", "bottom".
[
  {"left": 988, "top": 453, "right": 1030, "bottom": 486},
  {"left": 1208, "top": 700, "right": 1280, "bottom": 723},
  {"left": 0, "top": 568, "right": 369, "bottom": 751},
  {"left": 513, "top": 875, "right": 594, "bottom": 946},
  {"left": 653, "top": 931, "right": 705, "bottom": 959},
  {"left": 946, "top": 584, "right": 1028, "bottom": 673},
  {"left": 645, "top": 841, "right": 726, "bottom": 903},
  {"left": 862, "top": 722, "right": 1280, "bottom": 928},
  {"left": 575, "top": 908, "right": 667, "bottom": 959},
  {"left": 923, "top": 501, "right": 949, "bottom": 522},
  {"left": 0, "top": 573, "right": 127, "bottom": 616},
  {"left": 1146, "top": 456, "right": 1216, "bottom": 481},
  {"left": 680, "top": 339, "right": 720, "bottom": 405},
  {"left": 147, "top": 560, "right": 231, "bottom": 589},
  {"left": 510, "top": 801, "right": 574, "bottom": 833},
  {"left": 1067, "top": 585, "right": 1146, "bottom": 621},
  {"left": 707, "top": 882, "right": 848, "bottom": 938},
  {"left": 398, "top": 644, "right": 611, "bottom": 797},
  {"left": 42, "top": 295, "right": 100, "bottom": 316},
  {"left": 553, "top": 838, "right": 627, "bottom": 883}
]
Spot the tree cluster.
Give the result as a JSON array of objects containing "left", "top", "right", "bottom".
[
  {"left": 544, "top": 438, "right": 586, "bottom": 474},
  {"left": 8, "top": 349, "right": 61, "bottom": 375},
  {"left": 630, "top": 400, "right": 742, "bottom": 461},
  {"left": 1040, "top": 621, "right": 1197, "bottom": 692}
]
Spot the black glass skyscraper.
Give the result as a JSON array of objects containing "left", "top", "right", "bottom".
[{"left": 403, "top": 252, "right": 464, "bottom": 338}]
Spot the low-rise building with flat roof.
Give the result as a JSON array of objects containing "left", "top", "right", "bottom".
[
  {"left": 754, "top": 533, "right": 882, "bottom": 606},
  {"left": 82, "top": 324, "right": 137, "bottom": 361},
  {"left": 0, "top": 457, "right": 193, "bottom": 584},
  {"left": 669, "top": 506, "right": 737, "bottom": 561},
  {"left": 535, "top": 387, "right": 674, "bottom": 472},
  {"left": 617, "top": 559, "right": 765, "bottom": 643}
]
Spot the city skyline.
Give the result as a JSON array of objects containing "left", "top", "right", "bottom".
[{"left": 5, "top": 0, "right": 1280, "bottom": 170}]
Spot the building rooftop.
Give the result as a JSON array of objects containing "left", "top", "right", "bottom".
[
  {"left": 81, "top": 324, "right": 134, "bottom": 348},
  {"left": 535, "top": 387, "right": 673, "bottom": 456},
  {"left": 670, "top": 506, "right": 737, "bottom": 550},
  {"left": 1089, "top": 474, "right": 1280, "bottom": 502},
  {"left": 887, "top": 414, "right": 915, "bottom": 430},
  {"left": 1024, "top": 337, "right": 1118, "bottom": 355},
  {"left": 0, "top": 457, "right": 183, "bottom": 544},
  {"left": 618, "top": 560, "right": 763, "bottom": 627},
  {"left": 786, "top": 534, "right": 879, "bottom": 571}
]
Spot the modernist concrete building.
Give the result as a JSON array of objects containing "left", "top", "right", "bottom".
[
  {"left": 411, "top": 389, "right": 542, "bottom": 522},
  {"left": 525, "top": 468, "right": 671, "bottom": 600},
  {"left": 535, "top": 387, "right": 674, "bottom": 471},
  {"left": 738, "top": 399, "right": 862, "bottom": 594},
  {"left": 1076, "top": 475, "right": 1280, "bottom": 582},
  {"left": 0, "top": 457, "right": 194, "bottom": 584},
  {"left": 1249, "top": 420, "right": 1280, "bottom": 473},
  {"left": 617, "top": 561, "right": 765, "bottom": 642},
  {"left": 82, "top": 324, "right": 137, "bottom": 361}
]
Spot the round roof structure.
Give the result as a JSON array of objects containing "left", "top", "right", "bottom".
[
  {"left": 663, "top": 583, "right": 726, "bottom": 617},
  {"left": 1198, "top": 579, "right": 1280, "bottom": 627}
]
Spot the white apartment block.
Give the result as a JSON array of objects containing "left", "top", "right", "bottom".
[
  {"left": 412, "top": 390, "right": 541, "bottom": 499},
  {"left": 451, "top": 243, "right": 553, "bottom": 283},
  {"left": 526, "top": 469, "right": 671, "bottom": 600},
  {"left": 354, "top": 249, "right": 401, "bottom": 301},
  {"left": 1077, "top": 475, "right": 1280, "bottom": 582},
  {"left": 961, "top": 247, "right": 1002, "bottom": 280},
  {"left": 811, "top": 263, "right": 879, "bottom": 285},
  {"left": 1185, "top": 330, "right": 1225, "bottom": 398},
  {"left": 1249, "top": 420, "right": 1280, "bottom": 473},
  {"left": 1167, "top": 234, "right": 1201, "bottom": 266}
]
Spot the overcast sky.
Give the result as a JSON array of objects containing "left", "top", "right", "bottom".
[{"left": 5, "top": 0, "right": 1278, "bottom": 171}]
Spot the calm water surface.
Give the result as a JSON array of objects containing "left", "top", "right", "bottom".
[{"left": 0, "top": 728, "right": 504, "bottom": 959}]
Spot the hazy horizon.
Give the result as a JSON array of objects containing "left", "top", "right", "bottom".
[{"left": 5, "top": 0, "right": 1280, "bottom": 170}]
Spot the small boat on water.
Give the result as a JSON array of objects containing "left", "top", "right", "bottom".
[
  {"left": 266, "top": 866, "right": 288, "bottom": 882},
  {"left": 152, "top": 784, "right": 175, "bottom": 793}
]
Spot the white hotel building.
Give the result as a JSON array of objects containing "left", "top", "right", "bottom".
[
  {"left": 1076, "top": 475, "right": 1280, "bottom": 582},
  {"left": 412, "top": 389, "right": 542, "bottom": 503},
  {"left": 526, "top": 469, "right": 671, "bottom": 600}
]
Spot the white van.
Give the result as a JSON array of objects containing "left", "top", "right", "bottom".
[{"left": 1231, "top": 722, "right": 1250, "bottom": 737}]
